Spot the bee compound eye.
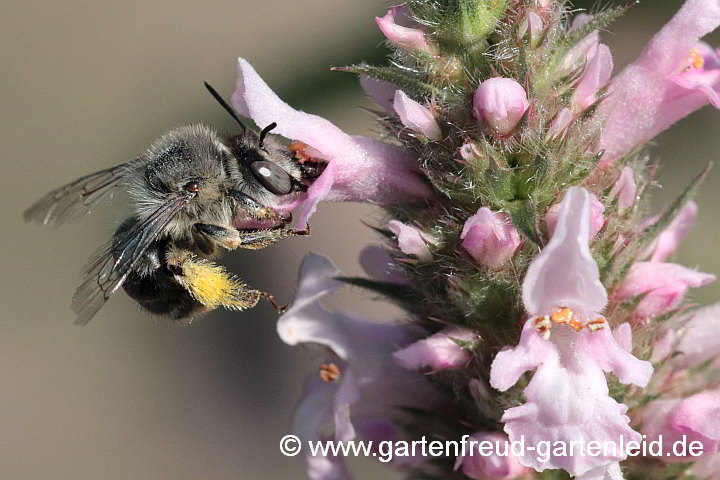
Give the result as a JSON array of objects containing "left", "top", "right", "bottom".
[
  {"left": 183, "top": 181, "right": 200, "bottom": 193},
  {"left": 249, "top": 161, "right": 292, "bottom": 195}
]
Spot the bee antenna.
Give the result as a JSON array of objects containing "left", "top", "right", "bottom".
[
  {"left": 258, "top": 122, "right": 277, "bottom": 149},
  {"left": 204, "top": 81, "right": 247, "bottom": 134}
]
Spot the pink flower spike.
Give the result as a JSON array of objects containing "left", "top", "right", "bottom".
[
  {"left": 460, "top": 208, "right": 521, "bottom": 269},
  {"left": 472, "top": 77, "right": 529, "bottom": 136},
  {"left": 387, "top": 220, "right": 437, "bottom": 262},
  {"left": 490, "top": 187, "right": 652, "bottom": 475},
  {"left": 608, "top": 167, "right": 637, "bottom": 212},
  {"left": 376, "top": 6, "right": 436, "bottom": 55},
  {"left": 597, "top": 0, "right": 720, "bottom": 164},
  {"left": 546, "top": 190, "right": 605, "bottom": 241},
  {"left": 393, "top": 90, "right": 442, "bottom": 140},
  {"left": 454, "top": 432, "right": 528, "bottom": 480},
  {"left": 393, "top": 327, "right": 476, "bottom": 371},
  {"left": 571, "top": 44, "right": 613, "bottom": 113},
  {"left": 615, "top": 261, "right": 715, "bottom": 322},
  {"left": 232, "top": 58, "right": 432, "bottom": 228},
  {"left": 645, "top": 200, "right": 698, "bottom": 262}
]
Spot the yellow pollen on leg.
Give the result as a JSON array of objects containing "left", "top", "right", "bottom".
[{"left": 319, "top": 363, "right": 341, "bottom": 383}]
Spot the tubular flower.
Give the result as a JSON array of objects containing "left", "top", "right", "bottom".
[
  {"left": 597, "top": 0, "right": 720, "bottom": 164},
  {"left": 375, "top": 5, "right": 437, "bottom": 55},
  {"left": 232, "top": 58, "right": 432, "bottom": 228},
  {"left": 277, "top": 254, "right": 442, "bottom": 479},
  {"left": 489, "top": 188, "right": 653, "bottom": 476},
  {"left": 614, "top": 262, "right": 715, "bottom": 323}
]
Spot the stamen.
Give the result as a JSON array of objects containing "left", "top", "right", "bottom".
[
  {"left": 680, "top": 48, "right": 705, "bottom": 72},
  {"left": 319, "top": 363, "right": 341, "bottom": 383},
  {"left": 586, "top": 318, "right": 606, "bottom": 332},
  {"left": 533, "top": 315, "right": 551, "bottom": 340}
]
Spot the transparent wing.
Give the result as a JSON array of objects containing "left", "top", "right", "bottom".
[
  {"left": 23, "top": 163, "right": 131, "bottom": 226},
  {"left": 72, "top": 194, "right": 191, "bottom": 325}
]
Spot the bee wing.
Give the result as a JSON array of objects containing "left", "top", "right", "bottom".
[
  {"left": 72, "top": 194, "right": 192, "bottom": 325},
  {"left": 23, "top": 163, "right": 132, "bottom": 226}
]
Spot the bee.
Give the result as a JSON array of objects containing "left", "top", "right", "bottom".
[{"left": 24, "top": 83, "right": 315, "bottom": 325}]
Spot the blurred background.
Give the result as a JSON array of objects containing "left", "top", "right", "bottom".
[{"left": 1, "top": 1, "right": 718, "bottom": 479}]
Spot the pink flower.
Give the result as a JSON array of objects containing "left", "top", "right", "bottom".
[
  {"left": 359, "top": 76, "right": 396, "bottom": 112},
  {"left": 673, "top": 303, "right": 720, "bottom": 368},
  {"left": 359, "top": 245, "right": 408, "bottom": 284},
  {"left": 597, "top": 0, "right": 720, "bottom": 164},
  {"left": 231, "top": 58, "right": 432, "bottom": 229},
  {"left": 608, "top": 167, "right": 637, "bottom": 212},
  {"left": 278, "top": 254, "right": 441, "bottom": 479},
  {"left": 643, "top": 201, "right": 698, "bottom": 262},
  {"left": 562, "top": 14, "right": 600, "bottom": 74},
  {"left": 545, "top": 190, "right": 605, "bottom": 239},
  {"left": 472, "top": 77, "right": 529, "bottom": 136},
  {"left": 489, "top": 187, "right": 653, "bottom": 476},
  {"left": 460, "top": 208, "right": 521, "bottom": 269},
  {"left": 614, "top": 261, "right": 715, "bottom": 322},
  {"left": 387, "top": 220, "right": 437, "bottom": 262},
  {"left": 393, "top": 90, "right": 442, "bottom": 140},
  {"left": 637, "top": 387, "right": 720, "bottom": 462},
  {"left": 393, "top": 327, "right": 477, "bottom": 371},
  {"left": 454, "top": 432, "right": 528, "bottom": 480},
  {"left": 571, "top": 44, "right": 613, "bottom": 113},
  {"left": 375, "top": 5, "right": 436, "bottom": 55}
]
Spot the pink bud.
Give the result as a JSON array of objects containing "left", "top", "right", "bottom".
[
  {"left": 609, "top": 166, "right": 637, "bottom": 211},
  {"left": 393, "top": 327, "right": 477, "bottom": 371},
  {"left": 375, "top": 6, "right": 436, "bottom": 55},
  {"left": 643, "top": 201, "right": 698, "bottom": 262},
  {"left": 460, "top": 208, "right": 521, "bottom": 269},
  {"left": 393, "top": 90, "right": 442, "bottom": 140},
  {"left": 546, "top": 192, "right": 605, "bottom": 239},
  {"left": 472, "top": 77, "right": 529, "bottom": 136},
  {"left": 454, "top": 432, "right": 529, "bottom": 479},
  {"left": 387, "top": 220, "right": 437, "bottom": 262}
]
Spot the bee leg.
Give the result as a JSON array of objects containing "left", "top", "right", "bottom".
[
  {"left": 167, "top": 247, "right": 285, "bottom": 312},
  {"left": 193, "top": 223, "right": 244, "bottom": 251}
]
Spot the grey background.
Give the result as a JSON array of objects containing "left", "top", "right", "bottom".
[{"left": 1, "top": 1, "right": 718, "bottom": 479}]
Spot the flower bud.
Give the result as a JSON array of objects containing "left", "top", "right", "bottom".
[
  {"left": 460, "top": 208, "right": 521, "bottom": 269},
  {"left": 454, "top": 432, "right": 528, "bottom": 479},
  {"left": 517, "top": 11, "right": 544, "bottom": 47},
  {"left": 393, "top": 327, "right": 476, "bottom": 371},
  {"left": 609, "top": 166, "right": 637, "bottom": 212},
  {"left": 387, "top": 220, "right": 437, "bottom": 262},
  {"left": 393, "top": 90, "right": 442, "bottom": 140},
  {"left": 472, "top": 77, "right": 529, "bottom": 136}
]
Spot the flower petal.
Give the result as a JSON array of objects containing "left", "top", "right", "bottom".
[
  {"left": 526, "top": 187, "right": 607, "bottom": 318},
  {"left": 674, "top": 303, "right": 720, "bottom": 368},
  {"left": 646, "top": 200, "right": 698, "bottom": 262},
  {"left": 608, "top": 167, "right": 637, "bottom": 211},
  {"left": 359, "top": 75, "right": 397, "bottom": 112},
  {"left": 387, "top": 220, "right": 437, "bottom": 261},
  {"left": 572, "top": 44, "right": 614, "bottom": 113},
  {"left": 376, "top": 6, "right": 436, "bottom": 54}
]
